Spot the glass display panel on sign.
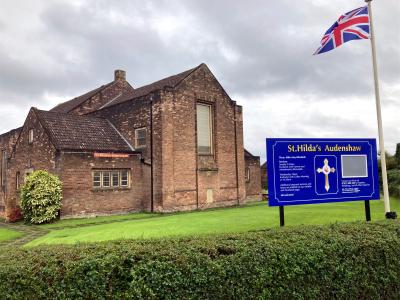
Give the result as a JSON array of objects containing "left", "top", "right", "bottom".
[{"left": 341, "top": 155, "right": 368, "bottom": 178}]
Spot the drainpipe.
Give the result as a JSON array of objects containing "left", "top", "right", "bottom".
[
  {"left": 150, "top": 97, "right": 154, "bottom": 213},
  {"left": 234, "top": 104, "right": 239, "bottom": 205},
  {"left": 195, "top": 102, "right": 199, "bottom": 209}
]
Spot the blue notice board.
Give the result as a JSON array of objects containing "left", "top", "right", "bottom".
[{"left": 267, "top": 138, "right": 380, "bottom": 206}]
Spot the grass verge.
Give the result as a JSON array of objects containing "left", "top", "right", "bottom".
[
  {"left": 27, "top": 197, "right": 400, "bottom": 246},
  {"left": 0, "top": 228, "right": 23, "bottom": 242}
]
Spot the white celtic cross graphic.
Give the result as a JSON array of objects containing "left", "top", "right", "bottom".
[{"left": 317, "top": 158, "right": 335, "bottom": 192}]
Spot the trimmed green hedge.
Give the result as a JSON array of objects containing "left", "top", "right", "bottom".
[{"left": 1, "top": 222, "right": 400, "bottom": 299}]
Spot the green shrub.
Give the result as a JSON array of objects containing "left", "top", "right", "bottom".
[
  {"left": 20, "top": 170, "right": 62, "bottom": 224},
  {"left": 0, "top": 221, "right": 399, "bottom": 299}
]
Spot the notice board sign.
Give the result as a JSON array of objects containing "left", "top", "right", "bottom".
[{"left": 267, "top": 138, "right": 380, "bottom": 206}]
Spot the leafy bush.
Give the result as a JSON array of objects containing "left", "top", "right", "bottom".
[
  {"left": 378, "top": 151, "right": 400, "bottom": 196},
  {"left": 20, "top": 170, "right": 62, "bottom": 224},
  {"left": 0, "top": 221, "right": 399, "bottom": 299},
  {"left": 388, "top": 169, "right": 400, "bottom": 198}
]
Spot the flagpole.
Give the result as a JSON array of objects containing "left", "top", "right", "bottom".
[{"left": 365, "top": 0, "right": 395, "bottom": 218}]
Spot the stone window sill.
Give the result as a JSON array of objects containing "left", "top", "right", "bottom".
[
  {"left": 92, "top": 187, "right": 131, "bottom": 192},
  {"left": 198, "top": 168, "right": 219, "bottom": 172}
]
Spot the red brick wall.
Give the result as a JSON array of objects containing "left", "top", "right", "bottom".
[
  {"left": 5, "top": 109, "right": 58, "bottom": 219},
  {"left": 89, "top": 65, "right": 247, "bottom": 212},
  {"left": 89, "top": 94, "right": 154, "bottom": 159},
  {"left": 245, "top": 155, "right": 262, "bottom": 200},
  {"left": 0, "top": 127, "right": 22, "bottom": 215},
  {"left": 260, "top": 163, "right": 267, "bottom": 189},
  {"left": 157, "top": 65, "right": 246, "bottom": 211},
  {"left": 58, "top": 152, "right": 146, "bottom": 218}
]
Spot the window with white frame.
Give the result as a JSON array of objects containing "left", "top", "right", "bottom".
[
  {"left": 196, "top": 103, "right": 213, "bottom": 154},
  {"left": 92, "top": 170, "right": 130, "bottom": 189},
  {"left": 28, "top": 129, "right": 34, "bottom": 144},
  {"left": 135, "top": 128, "right": 147, "bottom": 149}
]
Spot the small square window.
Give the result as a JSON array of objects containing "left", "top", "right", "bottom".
[
  {"left": 28, "top": 129, "right": 34, "bottom": 144},
  {"left": 135, "top": 128, "right": 147, "bottom": 149}
]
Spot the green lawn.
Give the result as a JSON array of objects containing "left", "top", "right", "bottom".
[
  {"left": 0, "top": 228, "right": 23, "bottom": 242},
  {"left": 40, "top": 212, "right": 156, "bottom": 229},
  {"left": 26, "top": 198, "right": 400, "bottom": 247}
]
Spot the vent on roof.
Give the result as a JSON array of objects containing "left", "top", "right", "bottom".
[{"left": 114, "top": 69, "right": 126, "bottom": 81}]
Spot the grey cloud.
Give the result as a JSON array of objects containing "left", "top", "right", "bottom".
[{"left": 0, "top": 0, "right": 398, "bottom": 157}]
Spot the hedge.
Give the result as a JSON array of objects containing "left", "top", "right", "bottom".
[{"left": 1, "top": 221, "right": 400, "bottom": 299}]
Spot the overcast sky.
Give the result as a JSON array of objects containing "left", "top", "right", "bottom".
[{"left": 0, "top": 0, "right": 399, "bottom": 162}]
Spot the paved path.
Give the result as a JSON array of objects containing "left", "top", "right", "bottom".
[{"left": 0, "top": 222, "right": 49, "bottom": 247}]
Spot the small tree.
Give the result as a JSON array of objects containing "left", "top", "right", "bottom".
[{"left": 20, "top": 170, "right": 62, "bottom": 224}]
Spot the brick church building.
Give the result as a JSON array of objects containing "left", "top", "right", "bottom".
[{"left": 0, "top": 64, "right": 261, "bottom": 220}]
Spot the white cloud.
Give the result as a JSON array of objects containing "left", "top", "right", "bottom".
[{"left": 0, "top": 0, "right": 398, "bottom": 159}]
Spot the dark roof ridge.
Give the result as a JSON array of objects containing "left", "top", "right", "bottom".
[
  {"left": 36, "top": 107, "right": 107, "bottom": 121},
  {"left": 100, "top": 63, "right": 204, "bottom": 110},
  {"left": 0, "top": 126, "right": 23, "bottom": 138},
  {"left": 50, "top": 81, "right": 116, "bottom": 113}
]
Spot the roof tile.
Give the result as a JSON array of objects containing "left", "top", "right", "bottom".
[{"left": 35, "top": 109, "right": 133, "bottom": 152}]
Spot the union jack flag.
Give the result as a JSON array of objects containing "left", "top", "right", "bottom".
[{"left": 314, "top": 6, "right": 370, "bottom": 55}]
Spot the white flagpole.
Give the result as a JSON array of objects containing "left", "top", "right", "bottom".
[{"left": 365, "top": 0, "right": 392, "bottom": 216}]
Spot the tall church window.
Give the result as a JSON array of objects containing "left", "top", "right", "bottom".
[
  {"left": 197, "top": 103, "right": 213, "bottom": 154},
  {"left": 135, "top": 128, "right": 146, "bottom": 149},
  {"left": 16, "top": 172, "right": 20, "bottom": 190},
  {"left": 28, "top": 129, "right": 34, "bottom": 144},
  {"left": 245, "top": 167, "right": 250, "bottom": 183},
  {"left": 1, "top": 150, "right": 6, "bottom": 187}
]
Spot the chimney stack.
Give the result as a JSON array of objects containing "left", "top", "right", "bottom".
[{"left": 114, "top": 69, "right": 126, "bottom": 81}]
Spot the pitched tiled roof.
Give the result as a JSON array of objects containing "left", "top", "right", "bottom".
[
  {"left": 102, "top": 64, "right": 201, "bottom": 109},
  {"left": 50, "top": 82, "right": 115, "bottom": 113},
  {"left": 34, "top": 109, "right": 134, "bottom": 152}
]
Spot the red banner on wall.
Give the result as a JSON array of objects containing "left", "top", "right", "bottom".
[{"left": 94, "top": 152, "right": 130, "bottom": 158}]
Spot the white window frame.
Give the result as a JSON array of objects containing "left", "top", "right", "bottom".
[
  {"left": 111, "top": 171, "right": 120, "bottom": 187},
  {"left": 120, "top": 170, "right": 129, "bottom": 187},
  {"left": 135, "top": 127, "right": 147, "bottom": 149},
  {"left": 196, "top": 103, "right": 213, "bottom": 155},
  {"left": 93, "top": 171, "right": 101, "bottom": 188},
  {"left": 92, "top": 170, "right": 130, "bottom": 189},
  {"left": 102, "top": 171, "right": 111, "bottom": 187}
]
